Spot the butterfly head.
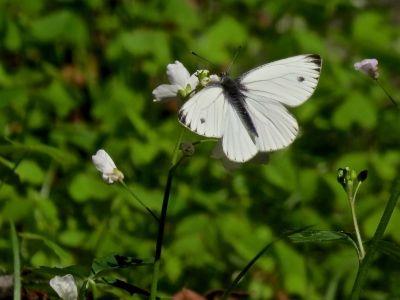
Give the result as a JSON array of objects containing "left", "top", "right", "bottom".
[{"left": 220, "top": 71, "right": 229, "bottom": 79}]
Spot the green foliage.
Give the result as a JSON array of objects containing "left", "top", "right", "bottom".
[{"left": 1, "top": 0, "right": 400, "bottom": 299}]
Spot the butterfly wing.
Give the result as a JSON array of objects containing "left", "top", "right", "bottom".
[
  {"left": 239, "top": 54, "right": 321, "bottom": 107},
  {"left": 178, "top": 86, "right": 228, "bottom": 138},
  {"left": 222, "top": 104, "right": 258, "bottom": 162},
  {"left": 239, "top": 54, "right": 322, "bottom": 152}
]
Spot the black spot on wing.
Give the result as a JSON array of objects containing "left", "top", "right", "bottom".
[
  {"left": 200, "top": 118, "right": 205, "bottom": 124},
  {"left": 297, "top": 76, "right": 305, "bottom": 82}
]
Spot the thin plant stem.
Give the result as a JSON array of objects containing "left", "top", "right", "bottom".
[
  {"left": 192, "top": 138, "right": 218, "bottom": 146},
  {"left": 10, "top": 221, "right": 21, "bottom": 300},
  {"left": 89, "top": 279, "right": 98, "bottom": 300},
  {"left": 149, "top": 156, "right": 185, "bottom": 300},
  {"left": 119, "top": 180, "right": 159, "bottom": 222},
  {"left": 376, "top": 80, "right": 400, "bottom": 108},
  {"left": 349, "top": 175, "right": 400, "bottom": 299},
  {"left": 171, "top": 127, "right": 186, "bottom": 166},
  {"left": 348, "top": 194, "right": 365, "bottom": 260}
]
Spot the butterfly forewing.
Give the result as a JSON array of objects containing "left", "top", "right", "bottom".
[
  {"left": 179, "top": 86, "right": 227, "bottom": 138},
  {"left": 239, "top": 54, "right": 322, "bottom": 107}
]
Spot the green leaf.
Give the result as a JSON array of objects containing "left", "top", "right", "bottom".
[
  {"left": 91, "top": 252, "right": 154, "bottom": 277},
  {"left": 30, "top": 10, "right": 88, "bottom": 44},
  {"left": 101, "top": 276, "right": 157, "bottom": 298},
  {"left": 34, "top": 265, "right": 86, "bottom": 279},
  {"left": 289, "top": 230, "right": 353, "bottom": 243},
  {"left": 376, "top": 240, "right": 400, "bottom": 261},
  {"left": 18, "top": 232, "right": 73, "bottom": 262},
  {"left": 288, "top": 230, "right": 360, "bottom": 256}
]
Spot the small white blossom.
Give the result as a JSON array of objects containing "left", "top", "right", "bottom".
[
  {"left": 50, "top": 275, "right": 78, "bottom": 300},
  {"left": 92, "top": 149, "right": 124, "bottom": 185},
  {"left": 211, "top": 139, "right": 270, "bottom": 171},
  {"left": 209, "top": 74, "right": 220, "bottom": 83},
  {"left": 354, "top": 59, "right": 379, "bottom": 79},
  {"left": 152, "top": 61, "right": 198, "bottom": 103}
]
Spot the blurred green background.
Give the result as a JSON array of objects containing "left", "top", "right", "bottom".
[{"left": 1, "top": 0, "right": 400, "bottom": 299}]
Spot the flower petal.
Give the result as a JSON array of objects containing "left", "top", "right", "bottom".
[
  {"left": 50, "top": 274, "right": 78, "bottom": 300},
  {"left": 188, "top": 73, "right": 199, "bottom": 90},
  {"left": 152, "top": 84, "right": 179, "bottom": 102},
  {"left": 92, "top": 150, "right": 116, "bottom": 173},
  {"left": 166, "top": 61, "right": 191, "bottom": 88}
]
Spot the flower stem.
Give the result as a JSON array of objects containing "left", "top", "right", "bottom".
[
  {"left": 376, "top": 80, "right": 400, "bottom": 108},
  {"left": 347, "top": 194, "right": 365, "bottom": 260},
  {"left": 192, "top": 138, "right": 218, "bottom": 146},
  {"left": 10, "top": 221, "right": 21, "bottom": 300},
  {"left": 349, "top": 175, "right": 400, "bottom": 299},
  {"left": 149, "top": 156, "right": 184, "bottom": 300},
  {"left": 119, "top": 181, "right": 159, "bottom": 222},
  {"left": 89, "top": 279, "right": 98, "bottom": 300},
  {"left": 171, "top": 127, "right": 186, "bottom": 166}
]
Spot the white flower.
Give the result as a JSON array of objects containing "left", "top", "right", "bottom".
[
  {"left": 210, "top": 139, "right": 270, "bottom": 171},
  {"left": 92, "top": 149, "right": 124, "bottom": 185},
  {"left": 152, "top": 61, "right": 198, "bottom": 103},
  {"left": 209, "top": 74, "right": 220, "bottom": 83},
  {"left": 354, "top": 59, "right": 379, "bottom": 79},
  {"left": 50, "top": 274, "right": 78, "bottom": 300}
]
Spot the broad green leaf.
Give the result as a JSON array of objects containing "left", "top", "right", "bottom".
[
  {"left": 91, "top": 252, "right": 154, "bottom": 277},
  {"left": 34, "top": 265, "right": 86, "bottom": 279},
  {"left": 31, "top": 10, "right": 88, "bottom": 44},
  {"left": 101, "top": 276, "right": 156, "bottom": 298},
  {"left": 18, "top": 232, "right": 73, "bottom": 262},
  {"left": 376, "top": 240, "right": 400, "bottom": 261}
]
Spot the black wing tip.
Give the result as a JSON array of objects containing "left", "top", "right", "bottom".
[{"left": 306, "top": 54, "right": 322, "bottom": 67}]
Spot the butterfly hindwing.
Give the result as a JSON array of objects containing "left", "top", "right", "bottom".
[{"left": 223, "top": 104, "right": 258, "bottom": 162}]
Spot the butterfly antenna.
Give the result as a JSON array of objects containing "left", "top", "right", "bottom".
[
  {"left": 191, "top": 51, "right": 218, "bottom": 68},
  {"left": 227, "top": 46, "right": 241, "bottom": 73}
]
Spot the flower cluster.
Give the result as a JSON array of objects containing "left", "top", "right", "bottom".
[{"left": 152, "top": 61, "right": 270, "bottom": 171}]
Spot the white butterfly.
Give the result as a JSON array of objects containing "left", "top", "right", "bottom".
[{"left": 178, "top": 54, "right": 322, "bottom": 163}]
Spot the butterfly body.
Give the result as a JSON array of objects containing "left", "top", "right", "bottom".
[
  {"left": 179, "top": 54, "right": 322, "bottom": 163},
  {"left": 220, "top": 73, "right": 259, "bottom": 138}
]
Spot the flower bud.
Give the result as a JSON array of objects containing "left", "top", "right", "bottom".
[
  {"left": 357, "top": 170, "right": 368, "bottom": 183},
  {"left": 179, "top": 142, "right": 195, "bottom": 157}
]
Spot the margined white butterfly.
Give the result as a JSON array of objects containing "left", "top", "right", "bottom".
[{"left": 178, "top": 54, "right": 322, "bottom": 163}]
